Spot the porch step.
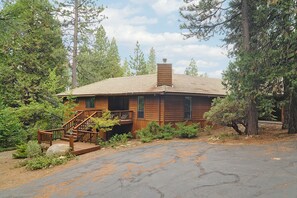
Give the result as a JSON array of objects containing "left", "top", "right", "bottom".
[
  {"left": 61, "top": 137, "right": 78, "bottom": 142},
  {"left": 62, "top": 133, "right": 78, "bottom": 142}
]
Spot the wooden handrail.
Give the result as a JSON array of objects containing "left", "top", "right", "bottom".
[
  {"left": 43, "top": 128, "right": 64, "bottom": 132},
  {"left": 73, "top": 111, "right": 99, "bottom": 130},
  {"left": 38, "top": 130, "right": 53, "bottom": 145},
  {"left": 38, "top": 131, "right": 53, "bottom": 135},
  {"left": 62, "top": 111, "right": 84, "bottom": 128}
]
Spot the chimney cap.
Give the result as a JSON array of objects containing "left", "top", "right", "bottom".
[{"left": 162, "top": 58, "right": 167, "bottom": 63}]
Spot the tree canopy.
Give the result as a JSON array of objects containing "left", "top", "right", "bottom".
[
  {"left": 77, "top": 26, "right": 123, "bottom": 86},
  {"left": 180, "top": 0, "right": 297, "bottom": 134},
  {"left": 0, "top": 0, "right": 71, "bottom": 145}
]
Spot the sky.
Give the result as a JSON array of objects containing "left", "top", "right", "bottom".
[{"left": 100, "top": 0, "right": 230, "bottom": 78}]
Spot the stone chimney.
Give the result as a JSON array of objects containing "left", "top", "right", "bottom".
[{"left": 157, "top": 58, "right": 172, "bottom": 87}]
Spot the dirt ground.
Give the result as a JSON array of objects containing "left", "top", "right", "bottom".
[{"left": 1, "top": 123, "right": 297, "bottom": 190}]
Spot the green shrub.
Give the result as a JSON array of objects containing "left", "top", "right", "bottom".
[
  {"left": 108, "top": 134, "right": 128, "bottom": 147},
  {"left": 204, "top": 96, "right": 247, "bottom": 135},
  {"left": 147, "top": 121, "right": 161, "bottom": 137},
  {"left": 159, "top": 123, "right": 176, "bottom": 140},
  {"left": 136, "top": 122, "right": 177, "bottom": 142},
  {"left": 12, "top": 141, "right": 42, "bottom": 159},
  {"left": 97, "top": 138, "right": 109, "bottom": 147},
  {"left": 175, "top": 122, "right": 200, "bottom": 138},
  {"left": 136, "top": 128, "right": 154, "bottom": 143},
  {"left": 26, "top": 141, "right": 42, "bottom": 158},
  {"left": 98, "top": 133, "right": 133, "bottom": 148},
  {"left": 25, "top": 154, "right": 75, "bottom": 170},
  {"left": 0, "top": 105, "right": 26, "bottom": 148},
  {"left": 13, "top": 143, "right": 28, "bottom": 159},
  {"left": 139, "top": 136, "right": 154, "bottom": 143}
]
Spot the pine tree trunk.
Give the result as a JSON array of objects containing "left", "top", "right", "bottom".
[
  {"left": 241, "top": 0, "right": 258, "bottom": 135},
  {"left": 72, "top": 0, "right": 79, "bottom": 88},
  {"left": 288, "top": 90, "right": 297, "bottom": 134},
  {"left": 281, "top": 77, "right": 289, "bottom": 129},
  {"left": 247, "top": 99, "right": 258, "bottom": 135},
  {"left": 282, "top": 103, "right": 289, "bottom": 129}
]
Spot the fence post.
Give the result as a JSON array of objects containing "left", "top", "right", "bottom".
[
  {"left": 50, "top": 134, "right": 53, "bottom": 146},
  {"left": 69, "top": 135, "right": 74, "bottom": 151},
  {"left": 95, "top": 133, "right": 98, "bottom": 145}
]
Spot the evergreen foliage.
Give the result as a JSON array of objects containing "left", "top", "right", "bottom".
[
  {"left": 122, "top": 58, "right": 132, "bottom": 76},
  {"left": 185, "top": 58, "right": 199, "bottom": 76},
  {"left": 147, "top": 47, "right": 157, "bottom": 74},
  {"left": 180, "top": 0, "right": 297, "bottom": 134},
  {"left": 0, "top": 103, "right": 26, "bottom": 148},
  {"left": 77, "top": 26, "right": 123, "bottom": 86},
  {"left": 0, "top": 0, "right": 73, "bottom": 146},
  {"left": 129, "top": 41, "right": 147, "bottom": 75},
  {"left": 204, "top": 96, "right": 247, "bottom": 135},
  {"left": 55, "top": 0, "right": 105, "bottom": 88},
  {"left": 91, "top": 111, "right": 120, "bottom": 133}
]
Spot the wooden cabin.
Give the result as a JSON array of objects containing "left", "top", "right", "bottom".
[{"left": 58, "top": 62, "right": 226, "bottom": 135}]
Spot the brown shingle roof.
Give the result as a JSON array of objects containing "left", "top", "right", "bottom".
[{"left": 58, "top": 74, "right": 226, "bottom": 97}]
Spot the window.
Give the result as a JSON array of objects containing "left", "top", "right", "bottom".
[
  {"left": 184, "top": 96, "right": 192, "bottom": 119},
  {"left": 85, "top": 97, "right": 95, "bottom": 108},
  {"left": 138, "top": 96, "right": 144, "bottom": 118}
]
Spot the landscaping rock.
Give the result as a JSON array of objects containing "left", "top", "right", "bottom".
[{"left": 46, "top": 144, "right": 71, "bottom": 156}]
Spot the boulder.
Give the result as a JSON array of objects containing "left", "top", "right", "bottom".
[{"left": 46, "top": 144, "right": 71, "bottom": 156}]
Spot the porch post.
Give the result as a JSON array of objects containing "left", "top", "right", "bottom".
[{"left": 69, "top": 135, "right": 74, "bottom": 151}]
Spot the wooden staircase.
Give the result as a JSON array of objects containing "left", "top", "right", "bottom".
[{"left": 61, "top": 110, "right": 102, "bottom": 142}]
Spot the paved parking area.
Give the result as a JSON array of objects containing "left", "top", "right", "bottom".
[{"left": 1, "top": 141, "right": 297, "bottom": 198}]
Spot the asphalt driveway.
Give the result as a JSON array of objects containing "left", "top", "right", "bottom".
[{"left": 1, "top": 141, "right": 297, "bottom": 198}]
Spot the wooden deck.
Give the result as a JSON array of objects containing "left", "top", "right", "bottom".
[{"left": 50, "top": 140, "right": 100, "bottom": 155}]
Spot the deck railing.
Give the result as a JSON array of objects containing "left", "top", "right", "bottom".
[
  {"left": 62, "top": 109, "right": 103, "bottom": 133},
  {"left": 73, "top": 111, "right": 102, "bottom": 131},
  {"left": 110, "top": 110, "right": 133, "bottom": 121},
  {"left": 62, "top": 111, "right": 84, "bottom": 133},
  {"left": 76, "top": 130, "right": 99, "bottom": 144},
  {"left": 37, "top": 128, "right": 64, "bottom": 146}
]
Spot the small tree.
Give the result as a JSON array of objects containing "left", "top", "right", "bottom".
[
  {"left": 204, "top": 96, "right": 247, "bottom": 135},
  {"left": 147, "top": 47, "right": 157, "bottom": 74},
  {"left": 129, "top": 41, "right": 147, "bottom": 75},
  {"left": 185, "top": 58, "right": 198, "bottom": 76},
  {"left": 91, "top": 111, "right": 120, "bottom": 133}
]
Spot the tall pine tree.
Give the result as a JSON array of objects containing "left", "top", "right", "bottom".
[
  {"left": 129, "top": 41, "right": 147, "bottom": 75},
  {"left": 55, "top": 0, "right": 105, "bottom": 88},
  {"left": 77, "top": 25, "right": 123, "bottom": 85},
  {"left": 147, "top": 47, "right": 156, "bottom": 74},
  {"left": 0, "top": 0, "right": 70, "bottom": 139}
]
